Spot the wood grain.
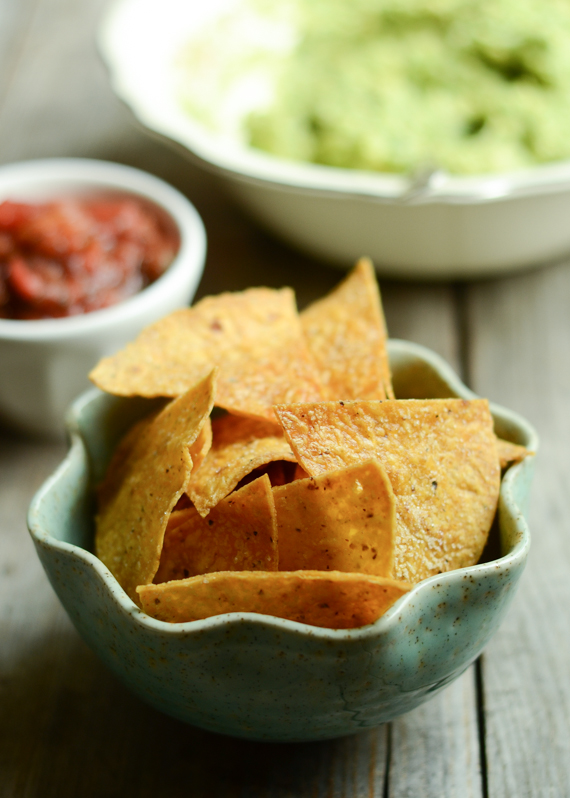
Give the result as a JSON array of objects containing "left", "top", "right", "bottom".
[
  {"left": 389, "top": 670, "right": 483, "bottom": 798},
  {"left": 467, "top": 262, "right": 570, "bottom": 797},
  {"left": 1, "top": 0, "right": 552, "bottom": 794}
]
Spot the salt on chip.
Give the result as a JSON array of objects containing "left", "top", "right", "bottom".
[
  {"left": 137, "top": 570, "right": 411, "bottom": 629},
  {"left": 273, "top": 460, "right": 395, "bottom": 576},
  {"left": 154, "top": 475, "right": 278, "bottom": 583},
  {"left": 496, "top": 437, "right": 531, "bottom": 470},
  {"left": 95, "top": 370, "right": 216, "bottom": 603},
  {"left": 301, "top": 257, "right": 393, "bottom": 400},
  {"left": 188, "top": 414, "right": 297, "bottom": 517},
  {"left": 89, "top": 288, "right": 324, "bottom": 422},
  {"left": 275, "top": 398, "right": 500, "bottom": 584}
]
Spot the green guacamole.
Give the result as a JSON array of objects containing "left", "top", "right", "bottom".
[{"left": 241, "top": 0, "right": 570, "bottom": 175}]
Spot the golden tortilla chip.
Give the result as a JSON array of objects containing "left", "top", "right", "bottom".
[
  {"left": 293, "top": 463, "right": 309, "bottom": 480},
  {"left": 188, "top": 417, "right": 212, "bottom": 474},
  {"left": 154, "top": 475, "right": 278, "bottom": 583},
  {"left": 137, "top": 570, "right": 411, "bottom": 629},
  {"left": 99, "top": 416, "right": 211, "bottom": 513},
  {"left": 273, "top": 460, "right": 395, "bottom": 576},
  {"left": 165, "top": 508, "right": 193, "bottom": 533},
  {"left": 496, "top": 437, "right": 531, "bottom": 470},
  {"left": 248, "top": 460, "right": 296, "bottom": 487},
  {"left": 89, "top": 288, "right": 324, "bottom": 422},
  {"left": 274, "top": 398, "right": 500, "bottom": 584},
  {"left": 301, "top": 257, "right": 393, "bottom": 400},
  {"left": 95, "top": 370, "right": 216, "bottom": 603},
  {"left": 96, "top": 412, "right": 158, "bottom": 511},
  {"left": 188, "top": 414, "right": 297, "bottom": 516}
]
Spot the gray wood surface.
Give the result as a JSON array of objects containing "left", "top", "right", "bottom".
[
  {"left": 0, "top": 0, "right": 567, "bottom": 795},
  {"left": 468, "top": 267, "right": 570, "bottom": 798}
]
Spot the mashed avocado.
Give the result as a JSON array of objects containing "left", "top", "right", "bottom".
[{"left": 180, "top": 0, "right": 570, "bottom": 175}]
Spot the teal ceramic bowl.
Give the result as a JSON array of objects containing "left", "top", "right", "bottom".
[{"left": 28, "top": 340, "right": 537, "bottom": 742}]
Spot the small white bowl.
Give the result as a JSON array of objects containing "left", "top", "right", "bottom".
[
  {"left": 100, "top": 0, "right": 570, "bottom": 279},
  {"left": 0, "top": 158, "right": 206, "bottom": 438}
]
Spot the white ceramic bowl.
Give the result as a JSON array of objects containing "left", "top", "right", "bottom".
[
  {"left": 100, "top": 0, "right": 570, "bottom": 279},
  {"left": 0, "top": 158, "right": 206, "bottom": 437}
]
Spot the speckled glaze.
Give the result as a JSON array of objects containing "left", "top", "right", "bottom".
[{"left": 28, "top": 340, "right": 538, "bottom": 742}]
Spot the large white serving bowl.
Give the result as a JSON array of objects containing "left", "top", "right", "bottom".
[
  {"left": 100, "top": 0, "right": 570, "bottom": 279},
  {"left": 0, "top": 158, "right": 206, "bottom": 438}
]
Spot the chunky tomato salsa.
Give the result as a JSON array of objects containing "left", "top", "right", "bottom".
[{"left": 0, "top": 194, "right": 179, "bottom": 319}]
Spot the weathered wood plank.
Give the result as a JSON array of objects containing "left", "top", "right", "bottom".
[
  {"left": 382, "top": 282, "right": 459, "bottom": 368},
  {"left": 467, "top": 260, "right": 570, "bottom": 797},
  {"left": 0, "top": 433, "right": 67, "bottom": 797},
  {"left": 0, "top": 0, "right": 128, "bottom": 161},
  {"left": 1, "top": 603, "right": 387, "bottom": 798},
  {"left": 0, "top": 0, "right": 483, "bottom": 795},
  {"left": 0, "top": 0, "right": 39, "bottom": 107},
  {"left": 388, "top": 668, "right": 483, "bottom": 798}
]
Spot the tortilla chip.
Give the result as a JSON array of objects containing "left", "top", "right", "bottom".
[
  {"left": 99, "top": 416, "right": 210, "bottom": 514},
  {"left": 95, "top": 370, "right": 216, "bottom": 603},
  {"left": 154, "top": 475, "right": 278, "bottom": 583},
  {"left": 249, "top": 460, "right": 297, "bottom": 487},
  {"left": 165, "top": 508, "right": 193, "bottom": 533},
  {"left": 137, "top": 570, "right": 411, "bottom": 629},
  {"left": 496, "top": 437, "right": 531, "bottom": 470},
  {"left": 188, "top": 417, "right": 212, "bottom": 474},
  {"left": 293, "top": 463, "right": 309, "bottom": 480},
  {"left": 96, "top": 412, "right": 157, "bottom": 511},
  {"left": 273, "top": 460, "right": 395, "bottom": 576},
  {"left": 274, "top": 398, "right": 500, "bottom": 583},
  {"left": 188, "top": 414, "right": 297, "bottom": 516},
  {"left": 89, "top": 288, "right": 324, "bottom": 422},
  {"left": 301, "top": 257, "right": 393, "bottom": 400}
]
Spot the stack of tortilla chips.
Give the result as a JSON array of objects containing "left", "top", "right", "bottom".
[{"left": 91, "top": 259, "right": 528, "bottom": 629}]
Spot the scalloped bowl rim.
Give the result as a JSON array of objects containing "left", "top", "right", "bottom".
[
  {"left": 28, "top": 339, "right": 538, "bottom": 642},
  {"left": 99, "top": 0, "right": 570, "bottom": 206},
  {"left": 0, "top": 158, "right": 207, "bottom": 340}
]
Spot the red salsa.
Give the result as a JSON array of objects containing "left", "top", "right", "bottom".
[{"left": 0, "top": 194, "right": 180, "bottom": 319}]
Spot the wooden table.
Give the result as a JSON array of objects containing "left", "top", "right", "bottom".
[{"left": 1, "top": 0, "right": 568, "bottom": 795}]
